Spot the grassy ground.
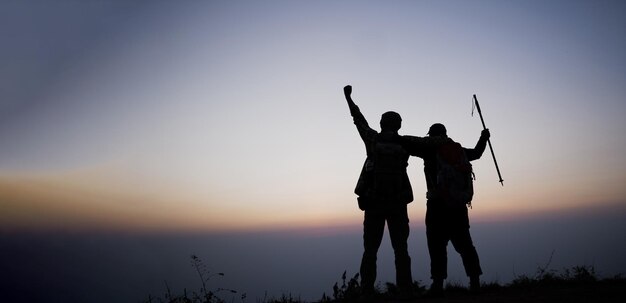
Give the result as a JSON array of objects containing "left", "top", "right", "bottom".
[
  {"left": 327, "top": 266, "right": 626, "bottom": 303},
  {"left": 144, "top": 257, "right": 625, "bottom": 303},
  {"left": 402, "top": 278, "right": 626, "bottom": 303}
]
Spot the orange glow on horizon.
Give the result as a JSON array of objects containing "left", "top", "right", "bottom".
[
  {"left": 0, "top": 175, "right": 363, "bottom": 233},
  {"left": 1, "top": 174, "right": 624, "bottom": 234}
]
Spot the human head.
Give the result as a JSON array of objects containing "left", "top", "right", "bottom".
[
  {"left": 380, "top": 111, "right": 402, "bottom": 132},
  {"left": 427, "top": 123, "right": 447, "bottom": 137}
]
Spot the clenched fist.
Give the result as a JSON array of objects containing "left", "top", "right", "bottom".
[{"left": 344, "top": 85, "right": 352, "bottom": 97}]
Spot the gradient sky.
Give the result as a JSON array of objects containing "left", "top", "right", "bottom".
[{"left": 1, "top": 0, "right": 625, "bottom": 233}]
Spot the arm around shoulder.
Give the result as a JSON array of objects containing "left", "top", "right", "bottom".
[{"left": 401, "top": 135, "right": 449, "bottom": 157}]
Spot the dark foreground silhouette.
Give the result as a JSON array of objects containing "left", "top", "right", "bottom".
[
  {"left": 343, "top": 84, "right": 415, "bottom": 294},
  {"left": 144, "top": 261, "right": 625, "bottom": 303},
  {"left": 343, "top": 85, "right": 491, "bottom": 297},
  {"left": 143, "top": 255, "right": 626, "bottom": 303},
  {"left": 325, "top": 267, "right": 625, "bottom": 303}
]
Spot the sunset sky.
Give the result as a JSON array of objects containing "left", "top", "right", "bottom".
[
  {"left": 1, "top": 0, "right": 624, "bottom": 233},
  {"left": 1, "top": 1, "right": 626, "bottom": 302}
]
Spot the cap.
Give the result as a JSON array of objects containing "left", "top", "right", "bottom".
[{"left": 427, "top": 123, "right": 447, "bottom": 136}]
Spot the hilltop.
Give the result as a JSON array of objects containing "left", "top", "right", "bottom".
[
  {"left": 383, "top": 278, "right": 625, "bottom": 303},
  {"left": 321, "top": 266, "right": 625, "bottom": 303},
  {"left": 145, "top": 264, "right": 626, "bottom": 303}
]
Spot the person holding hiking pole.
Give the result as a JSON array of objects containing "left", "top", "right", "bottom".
[{"left": 405, "top": 123, "right": 490, "bottom": 297}]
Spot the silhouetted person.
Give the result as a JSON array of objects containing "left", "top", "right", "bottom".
[
  {"left": 407, "top": 123, "right": 489, "bottom": 296},
  {"left": 343, "top": 85, "right": 414, "bottom": 296}
]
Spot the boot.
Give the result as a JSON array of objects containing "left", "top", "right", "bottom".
[
  {"left": 425, "top": 279, "right": 444, "bottom": 298},
  {"left": 469, "top": 275, "right": 481, "bottom": 294},
  {"left": 358, "top": 286, "right": 377, "bottom": 303}
]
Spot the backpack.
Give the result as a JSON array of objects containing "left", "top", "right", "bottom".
[{"left": 428, "top": 141, "right": 474, "bottom": 208}]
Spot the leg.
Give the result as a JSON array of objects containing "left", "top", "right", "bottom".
[
  {"left": 450, "top": 228, "right": 482, "bottom": 277},
  {"left": 449, "top": 211, "right": 482, "bottom": 280},
  {"left": 386, "top": 205, "right": 413, "bottom": 290},
  {"left": 425, "top": 206, "right": 449, "bottom": 281},
  {"left": 360, "top": 209, "right": 385, "bottom": 292}
]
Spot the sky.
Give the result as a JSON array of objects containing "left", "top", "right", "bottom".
[
  {"left": 1, "top": 0, "right": 625, "bottom": 232},
  {"left": 1, "top": 0, "right": 626, "bottom": 301}
]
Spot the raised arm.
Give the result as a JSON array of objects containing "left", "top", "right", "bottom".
[
  {"left": 344, "top": 85, "right": 376, "bottom": 142},
  {"left": 344, "top": 85, "right": 357, "bottom": 114},
  {"left": 465, "top": 129, "right": 490, "bottom": 161}
]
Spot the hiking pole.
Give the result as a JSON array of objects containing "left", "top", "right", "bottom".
[{"left": 472, "top": 94, "right": 504, "bottom": 186}]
